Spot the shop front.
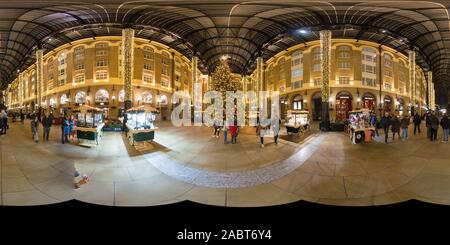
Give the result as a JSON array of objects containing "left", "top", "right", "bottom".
[
  {"left": 335, "top": 91, "right": 353, "bottom": 122},
  {"left": 362, "top": 92, "right": 376, "bottom": 111}
]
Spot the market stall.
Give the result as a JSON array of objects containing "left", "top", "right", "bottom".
[
  {"left": 73, "top": 105, "right": 104, "bottom": 145},
  {"left": 285, "top": 110, "right": 310, "bottom": 135},
  {"left": 347, "top": 109, "right": 375, "bottom": 144},
  {"left": 125, "top": 105, "right": 159, "bottom": 146}
]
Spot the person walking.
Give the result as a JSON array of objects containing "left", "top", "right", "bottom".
[
  {"left": 61, "top": 115, "right": 70, "bottom": 144},
  {"left": 257, "top": 123, "right": 268, "bottom": 147},
  {"left": 20, "top": 111, "right": 25, "bottom": 123},
  {"left": 440, "top": 114, "right": 450, "bottom": 143},
  {"left": 380, "top": 112, "right": 391, "bottom": 143},
  {"left": 400, "top": 115, "right": 410, "bottom": 141},
  {"left": 272, "top": 116, "right": 281, "bottom": 145},
  {"left": 31, "top": 116, "right": 39, "bottom": 143},
  {"left": 42, "top": 112, "right": 53, "bottom": 141},
  {"left": 425, "top": 112, "right": 431, "bottom": 140},
  {"left": 212, "top": 120, "right": 221, "bottom": 138},
  {"left": 430, "top": 112, "right": 439, "bottom": 142},
  {"left": 391, "top": 115, "right": 400, "bottom": 141},
  {"left": 413, "top": 113, "right": 421, "bottom": 135}
]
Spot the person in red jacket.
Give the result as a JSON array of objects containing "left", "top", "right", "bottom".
[{"left": 229, "top": 122, "right": 238, "bottom": 144}]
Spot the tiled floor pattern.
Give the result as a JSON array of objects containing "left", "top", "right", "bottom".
[{"left": 1, "top": 120, "right": 450, "bottom": 206}]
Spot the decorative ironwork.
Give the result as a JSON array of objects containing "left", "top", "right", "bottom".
[
  {"left": 36, "top": 49, "right": 44, "bottom": 106},
  {"left": 408, "top": 50, "right": 416, "bottom": 105}
]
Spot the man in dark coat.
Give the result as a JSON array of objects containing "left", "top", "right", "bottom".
[
  {"left": 429, "top": 112, "right": 439, "bottom": 141},
  {"left": 391, "top": 115, "right": 401, "bottom": 141},
  {"left": 380, "top": 112, "right": 391, "bottom": 143},
  {"left": 413, "top": 113, "right": 421, "bottom": 135},
  {"left": 42, "top": 112, "right": 53, "bottom": 141}
]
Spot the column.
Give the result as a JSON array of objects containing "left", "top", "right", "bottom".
[
  {"left": 320, "top": 30, "right": 331, "bottom": 131},
  {"left": 18, "top": 71, "right": 23, "bottom": 109},
  {"left": 256, "top": 57, "right": 264, "bottom": 93},
  {"left": 408, "top": 50, "right": 415, "bottom": 115},
  {"left": 427, "top": 71, "right": 432, "bottom": 108},
  {"left": 191, "top": 56, "right": 198, "bottom": 95},
  {"left": 122, "top": 28, "right": 135, "bottom": 110},
  {"left": 36, "top": 49, "right": 44, "bottom": 108}
]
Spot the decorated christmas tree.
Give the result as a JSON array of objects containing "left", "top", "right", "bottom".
[{"left": 210, "top": 59, "right": 242, "bottom": 96}]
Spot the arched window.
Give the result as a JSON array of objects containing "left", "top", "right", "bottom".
[
  {"left": 75, "top": 91, "right": 86, "bottom": 104},
  {"left": 158, "top": 95, "right": 168, "bottom": 105},
  {"left": 292, "top": 95, "right": 303, "bottom": 110},
  {"left": 141, "top": 91, "right": 153, "bottom": 104},
  {"left": 118, "top": 90, "right": 125, "bottom": 102},
  {"left": 95, "top": 89, "right": 109, "bottom": 102},
  {"left": 60, "top": 94, "right": 68, "bottom": 105}
]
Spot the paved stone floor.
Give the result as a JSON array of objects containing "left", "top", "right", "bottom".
[{"left": 1, "top": 119, "right": 450, "bottom": 207}]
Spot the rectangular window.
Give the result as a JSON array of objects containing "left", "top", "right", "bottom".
[
  {"left": 292, "top": 80, "right": 302, "bottom": 89},
  {"left": 338, "top": 77, "right": 350, "bottom": 85},
  {"left": 313, "top": 64, "right": 321, "bottom": 72},
  {"left": 75, "top": 63, "right": 85, "bottom": 70},
  {"left": 74, "top": 74, "right": 85, "bottom": 84},
  {"left": 292, "top": 69, "right": 303, "bottom": 77},
  {"left": 291, "top": 58, "right": 302, "bottom": 66},
  {"left": 58, "top": 78, "right": 66, "bottom": 86},
  {"left": 384, "top": 70, "right": 393, "bottom": 77},
  {"left": 338, "top": 52, "right": 351, "bottom": 59},
  {"left": 75, "top": 53, "right": 84, "bottom": 60},
  {"left": 384, "top": 82, "right": 392, "bottom": 90},
  {"left": 144, "top": 63, "right": 153, "bottom": 71},
  {"left": 162, "top": 58, "right": 170, "bottom": 65},
  {"left": 337, "top": 62, "right": 351, "bottom": 69},
  {"left": 362, "top": 77, "right": 376, "bottom": 87},
  {"left": 363, "top": 54, "right": 376, "bottom": 62},
  {"left": 96, "top": 43, "right": 108, "bottom": 49},
  {"left": 384, "top": 59, "right": 392, "bottom": 68},
  {"left": 59, "top": 69, "right": 65, "bottom": 76},
  {"left": 293, "top": 101, "right": 302, "bottom": 110},
  {"left": 161, "top": 78, "right": 169, "bottom": 87},
  {"left": 143, "top": 73, "right": 153, "bottom": 84},
  {"left": 314, "top": 78, "right": 322, "bottom": 86},
  {"left": 162, "top": 67, "right": 169, "bottom": 76},
  {"left": 59, "top": 59, "right": 66, "bottom": 66},
  {"left": 362, "top": 64, "right": 376, "bottom": 74},
  {"left": 96, "top": 59, "right": 108, "bottom": 67},
  {"left": 96, "top": 50, "right": 108, "bottom": 56},
  {"left": 144, "top": 52, "right": 154, "bottom": 60},
  {"left": 47, "top": 81, "right": 53, "bottom": 90},
  {"left": 48, "top": 74, "right": 54, "bottom": 81},
  {"left": 279, "top": 68, "right": 285, "bottom": 80},
  {"left": 313, "top": 52, "right": 320, "bottom": 61},
  {"left": 96, "top": 71, "right": 108, "bottom": 80}
]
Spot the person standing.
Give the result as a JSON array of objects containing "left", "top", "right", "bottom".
[
  {"left": 213, "top": 120, "right": 220, "bottom": 138},
  {"left": 31, "top": 116, "right": 39, "bottom": 143},
  {"left": 69, "top": 114, "right": 76, "bottom": 141},
  {"left": 272, "top": 116, "right": 281, "bottom": 145},
  {"left": 425, "top": 112, "right": 431, "bottom": 139},
  {"left": 400, "top": 115, "right": 410, "bottom": 141},
  {"left": 440, "top": 114, "right": 450, "bottom": 143},
  {"left": 380, "top": 112, "right": 391, "bottom": 143},
  {"left": 222, "top": 124, "right": 229, "bottom": 143},
  {"left": 413, "top": 113, "right": 421, "bottom": 135},
  {"left": 42, "top": 112, "right": 53, "bottom": 141},
  {"left": 1, "top": 109, "right": 8, "bottom": 134},
  {"left": 20, "top": 111, "right": 25, "bottom": 123},
  {"left": 370, "top": 112, "right": 379, "bottom": 137},
  {"left": 430, "top": 112, "right": 439, "bottom": 142},
  {"left": 229, "top": 123, "right": 238, "bottom": 144},
  {"left": 391, "top": 115, "right": 400, "bottom": 141},
  {"left": 61, "top": 115, "right": 70, "bottom": 144}
]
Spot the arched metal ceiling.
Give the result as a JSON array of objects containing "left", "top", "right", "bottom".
[{"left": 1, "top": 1, "right": 450, "bottom": 95}]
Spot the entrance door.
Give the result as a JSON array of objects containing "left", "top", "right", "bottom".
[
  {"left": 312, "top": 98, "right": 322, "bottom": 121},
  {"left": 363, "top": 99, "right": 375, "bottom": 111}
]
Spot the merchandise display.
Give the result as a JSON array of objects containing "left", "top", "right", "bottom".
[
  {"left": 347, "top": 109, "right": 375, "bottom": 144},
  {"left": 285, "top": 110, "right": 310, "bottom": 135},
  {"left": 126, "top": 105, "right": 159, "bottom": 146},
  {"left": 73, "top": 105, "right": 105, "bottom": 145}
]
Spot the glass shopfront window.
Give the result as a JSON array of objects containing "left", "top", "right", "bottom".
[{"left": 335, "top": 91, "right": 353, "bottom": 121}]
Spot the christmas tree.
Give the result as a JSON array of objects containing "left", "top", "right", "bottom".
[{"left": 210, "top": 59, "right": 242, "bottom": 96}]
